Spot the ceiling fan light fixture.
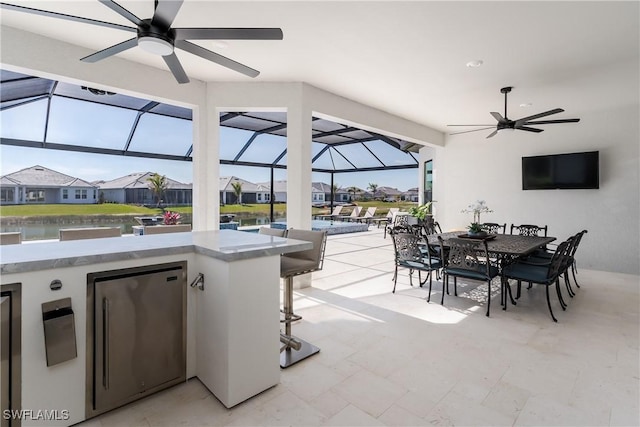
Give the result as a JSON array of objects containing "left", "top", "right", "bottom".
[{"left": 138, "top": 36, "right": 174, "bottom": 56}]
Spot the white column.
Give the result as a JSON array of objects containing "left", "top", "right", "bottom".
[
  {"left": 286, "top": 98, "right": 313, "bottom": 229},
  {"left": 192, "top": 91, "right": 220, "bottom": 231}
]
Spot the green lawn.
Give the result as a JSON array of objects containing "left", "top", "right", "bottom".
[
  {"left": 0, "top": 201, "right": 416, "bottom": 217},
  {"left": 0, "top": 204, "right": 162, "bottom": 217}
]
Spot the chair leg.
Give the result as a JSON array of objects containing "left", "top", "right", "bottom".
[
  {"left": 516, "top": 279, "right": 522, "bottom": 299},
  {"left": 572, "top": 262, "right": 581, "bottom": 288},
  {"left": 427, "top": 273, "right": 433, "bottom": 303},
  {"left": 453, "top": 276, "right": 458, "bottom": 296},
  {"left": 409, "top": 269, "right": 414, "bottom": 287},
  {"left": 564, "top": 271, "right": 575, "bottom": 297},
  {"left": 486, "top": 279, "right": 491, "bottom": 317},
  {"left": 441, "top": 273, "right": 446, "bottom": 305},
  {"left": 556, "top": 278, "right": 567, "bottom": 310},
  {"left": 392, "top": 265, "right": 398, "bottom": 293},
  {"left": 546, "top": 284, "right": 558, "bottom": 322}
]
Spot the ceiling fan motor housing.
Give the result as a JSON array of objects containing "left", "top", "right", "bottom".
[{"left": 137, "top": 19, "right": 175, "bottom": 55}]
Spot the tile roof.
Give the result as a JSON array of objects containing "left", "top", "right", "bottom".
[{"left": 97, "top": 172, "right": 192, "bottom": 190}]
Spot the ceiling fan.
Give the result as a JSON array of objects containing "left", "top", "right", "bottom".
[
  {"left": 0, "top": 0, "right": 283, "bottom": 84},
  {"left": 448, "top": 86, "right": 580, "bottom": 138}
]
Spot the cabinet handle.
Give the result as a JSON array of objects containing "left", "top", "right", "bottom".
[{"left": 102, "top": 298, "right": 109, "bottom": 390}]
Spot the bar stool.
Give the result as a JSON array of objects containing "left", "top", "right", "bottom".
[{"left": 279, "top": 229, "right": 327, "bottom": 368}]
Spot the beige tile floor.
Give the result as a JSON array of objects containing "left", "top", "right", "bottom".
[{"left": 81, "top": 227, "right": 639, "bottom": 426}]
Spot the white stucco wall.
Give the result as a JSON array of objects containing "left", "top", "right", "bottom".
[{"left": 424, "top": 60, "right": 639, "bottom": 274}]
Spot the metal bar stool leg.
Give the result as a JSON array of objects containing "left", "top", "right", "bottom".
[{"left": 280, "top": 276, "right": 320, "bottom": 369}]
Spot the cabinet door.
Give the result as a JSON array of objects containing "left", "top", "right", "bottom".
[{"left": 93, "top": 268, "right": 185, "bottom": 412}]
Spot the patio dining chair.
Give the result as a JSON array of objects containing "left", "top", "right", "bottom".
[
  {"left": 510, "top": 224, "right": 548, "bottom": 237},
  {"left": 438, "top": 236, "right": 500, "bottom": 317},
  {"left": 481, "top": 223, "right": 506, "bottom": 234},
  {"left": 502, "top": 238, "right": 572, "bottom": 322},
  {"left": 391, "top": 232, "right": 443, "bottom": 302}
]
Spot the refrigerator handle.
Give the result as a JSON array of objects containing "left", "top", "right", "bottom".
[{"left": 102, "top": 298, "right": 109, "bottom": 390}]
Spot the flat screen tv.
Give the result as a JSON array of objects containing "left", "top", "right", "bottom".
[{"left": 522, "top": 151, "right": 599, "bottom": 190}]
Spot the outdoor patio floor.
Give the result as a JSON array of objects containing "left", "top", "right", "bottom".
[{"left": 80, "top": 227, "right": 639, "bottom": 426}]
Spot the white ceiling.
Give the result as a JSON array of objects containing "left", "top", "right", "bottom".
[{"left": 1, "top": 1, "right": 638, "bottom": 135}]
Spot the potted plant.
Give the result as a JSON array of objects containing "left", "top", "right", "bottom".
[
  {"left": 409, "top": 202, "right": 433, "bottom": 225},
  {"left": 466, "top": 222, "right": 487, "bottom": 237},
  {"left": 163, "top": 211, "right": 181, "bottom": 225}
]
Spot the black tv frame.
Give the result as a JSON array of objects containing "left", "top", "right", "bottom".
[{"left": 522, "top": 151, "right": 599, "bottom": 190}]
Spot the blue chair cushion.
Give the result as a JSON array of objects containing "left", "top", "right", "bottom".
[
  {"left": 400, "top": 258, "right": 442, "bottom": 270},
  {"left": 503, "top": 262, "right": 552, "bottom": 284},
  {"left": 445, "top": 264, "right": 499, "bottom": 281}
]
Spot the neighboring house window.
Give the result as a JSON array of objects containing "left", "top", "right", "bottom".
[
  {"left": 257, "top": 193, "right": 262, "bottom": 201},
  {"left": 62, "top": 189, "right": 68, "bottom": 199},
  {"left": 265, "top": 193, "right": 270, "bottom": 201},
  {"left": 75, "top": 189, "right": 88, "bottom": 200},
  {"left": 26, "top": 189, "right": 45, "bottom": 202},
  {"left": 93, "top": 190, "right": 96, "bottom": 199},
  {"left": 1, "top": 188, "right": 14, "bottom": 202}
]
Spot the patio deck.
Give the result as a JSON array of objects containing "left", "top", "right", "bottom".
[{"left": 79, "top": 227, "right": 639, "bottom": 427}]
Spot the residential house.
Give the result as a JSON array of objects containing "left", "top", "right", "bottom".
[
  {"left": 312, "top": 182, "right": 351, "bottom": 204},
  {"left": 404, "top": 187, "right": 419, "bottom": 202},
  {"left": 0, "top": 165, "right": 97, "bottom": 204},
  {"left": 374, "top": 186, "right": 403, "bottom": 202},
  {"left": 97, "top": 172, "right": 192, "bottom": 205},
  {"left": 219, "top": 176, "right": 270, "bottom": 204}
]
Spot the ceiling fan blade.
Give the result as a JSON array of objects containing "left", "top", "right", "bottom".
[
  {"left": 449, "top": 127, "right": 495, "bottom": 136},
  {"left": 80, "top": 38, "right": 138, "bottom": 63},
  {"left": 151, "top": 0, "right": 183, "bottom": 30},
  {"left": 0, "top": 2, "right": 136, "bottom": 33},
  {"left": 486, "top": 130, "right": 499, "bottom": 139},
  {"left": 518, "top": 126, "right": 544, "bottom": 133},
  {"left": 447, "top": 124, "right": 494, "bottom": 127},
  {"left": 175, "top": 40, "right": 259, "bottom": 78},
  {"left": 98, "top": 0, "right": 142, "bottom": 26},
  {"left": 524, "top": 118, "right": 581, "bottom": 125},
  {"left": 515, "top": 108, "right": 564, "bottom": 126},
  {"left": 490, "top": 112, "right": 506, "bottom": 123},
  {"left": 174, "top": 28, "right": 284, "bottom": 40},
  {"left": 162, "top": 52, "right": 189, "bottom": 84}
]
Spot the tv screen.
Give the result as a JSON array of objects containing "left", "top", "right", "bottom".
[{"left": 522, "top": 151, "right": 599, "bottom": 190}]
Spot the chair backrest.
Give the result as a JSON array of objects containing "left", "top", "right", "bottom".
[
  {"left": 511, "top": 224, "right": 548, "bottom": 237},
  {"left": 482, "top": 223, "right": 506, "bottom": 234},
  {"left": 0, "top": 232, "right": 22, "bottom": 245},
  {"left": 568, "top": 229, "right": 588, "bottom": 259},
  {"left": 258, "top": 227, "right": 286, "bottom": 237},
  {"left": 386, "top": 207, "right": 400, "bottom": 219},
  {"left": 143, "top": 224, "right": 191, "bottom": 235},
  {"left": 392, "top": 232, "right": 424, "bottom": 263},
  {"left": 362, "top": 207, "right": 377, "bottom": 218},
  {"left": 284, "top": 229, "right": 327, "bottom": 271},
  {"left": 59, "top": 227, "right": 122, "bottom": 241},
  {"left": 330, "top": 206, "right": 343, "bottom": 216},
  {"left": 548, "top": 238, "right": 573, "bottom": 279},
  {"left": 348, "top": 206, "right": 363, "bottom": 218},
  {"left": 420, "top": 218, "right": 442, "bottom": 235},
  {"left": 440, "top": 237, "right": 491, "bottom": 276}
]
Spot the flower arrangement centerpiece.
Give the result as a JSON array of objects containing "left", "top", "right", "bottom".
[
  {"left": 461, "top": 200, "right": 492, "bottom": 236},
  {"left": 163, "top": 211, "right": 181, "bottom": 225}
]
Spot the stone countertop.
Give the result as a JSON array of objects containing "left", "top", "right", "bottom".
[{"left": 0, "top": 230, "right": 313, "bottom": 274}]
